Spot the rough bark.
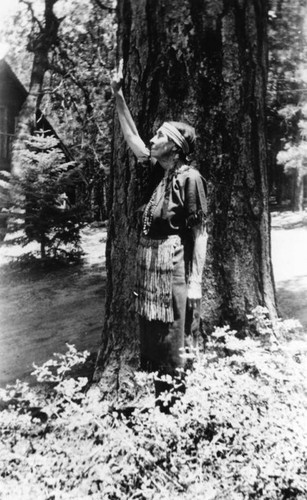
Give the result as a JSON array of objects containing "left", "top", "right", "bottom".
[
  {"left": 94, "top": 0, "right": 277, "bottom": 392},
  {"left": 11, "top": 0, "right": 61, "bottom": 177}
]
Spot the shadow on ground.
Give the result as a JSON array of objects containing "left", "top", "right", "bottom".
[
  {"left": 276, "top": 276, "right": 307, "bottom": 327},
  {"left": 1, "top": 217, "right": 307, "bottom": 387},
  {"left": 0, "top": 227, "right": 106, "bottom": 387}
]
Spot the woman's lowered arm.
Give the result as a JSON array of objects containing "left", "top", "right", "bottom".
[
  {"left": 111, "top": 61, "right": 149, "bottom": 161},
  {"left": 187, "top": 222, "right": 208, "bottom": 309}
]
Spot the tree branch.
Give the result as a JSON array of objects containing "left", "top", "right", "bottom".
[
  {"left": 20, "top": 0, "right": 43, "bottom": 31},
  {"left": 92, "top": 0, "right": 116, "bottom": 13}
]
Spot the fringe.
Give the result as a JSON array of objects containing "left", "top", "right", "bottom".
[{"left": 135, "top": 235, "right": 180, "bottom": 323}]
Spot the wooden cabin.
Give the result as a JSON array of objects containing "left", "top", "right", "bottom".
[
  {"left": 0, "top": 58, "right": 72, "bottom": 171},
  {"left": 0, "top": 59, "right": 28, "bottom": 171},
  {"left": 0, "top": 59, "right": 74, "bottom": 240}
]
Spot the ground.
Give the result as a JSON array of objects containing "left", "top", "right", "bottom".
[
  {"left": 0, "top": 212, "right": 306, "bottom": 387},
  {"left": 271, "top": 211, "right": 307, "bottom": 326},
  {"left": 0, "top": 225, "right": 107, "bottom": 386}
]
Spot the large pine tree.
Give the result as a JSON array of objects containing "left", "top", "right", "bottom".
[{"left": 93, "top": 0, "right": 277, "bottom": 392}]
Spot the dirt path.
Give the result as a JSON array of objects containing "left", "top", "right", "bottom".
[
  {"left": 0, "top": 227, "right": 106, "bottom": 386},
  {"left": 271, "top": 226, "right": 307, "bottom": 327},
  {"left": 0, "top": 218, "right": 306, "bottom": 387}
]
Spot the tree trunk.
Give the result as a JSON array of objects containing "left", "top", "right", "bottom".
[
  {"left": 292, "top": 165, "right": 304, "bottom": 211},
  {"left": 11, "top": 0, "right": 61, "bottom": 177},
  {"left": 40, "top": 236, "right": 46, "bottom": 260},
  {"left": 94, "top": 0, "right": 277, "bottom": 392}
]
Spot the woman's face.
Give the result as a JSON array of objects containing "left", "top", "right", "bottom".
[{"left": 149, "top": 128, "right": 175, "bottom": 161}]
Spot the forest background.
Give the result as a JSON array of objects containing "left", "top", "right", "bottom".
[{"left": 1, "top": 0, "right": 307, "bottom": 215}]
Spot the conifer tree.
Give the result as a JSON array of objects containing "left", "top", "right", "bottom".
[{"left": 10, "top": 132, "right": 85, "bottom": 260}]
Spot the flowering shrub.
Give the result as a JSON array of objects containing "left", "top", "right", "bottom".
[{"left": 0, "top": 315, "right": 306, "bottom": 499}]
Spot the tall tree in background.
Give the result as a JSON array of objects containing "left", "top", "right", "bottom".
[
  {"left": 94, "top": 0, "right": 277, "bottom": 391},
  {"left": 267, "top": 0, "right": 307, "bottom": 209},
  {"left": 11, "top": 0, "right": 61, "bottom": 177},
  {"left": 1, "top": 0, "right": 116, "bottom": 219},
  {"left": 47, "top": 0, "right": 116, "bottom": 219}
]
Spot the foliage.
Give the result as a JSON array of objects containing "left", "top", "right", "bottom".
[
  {"left": 0, "top": 0, "right": 116, "bottom": 220},
  {"left": 0, "top": 1, "right": 34, "bottom": 89},
  {"left": 277, "top": 140, "right": 307, "bottom": 174},
  {"left": 268, "top": 0, "right": 307, "bottom": 105},
  {"left": 46, "top": 0, "right": 116, "bottom": 219},
  {"left": 277, "top": 106, "right": 307, "bottom": 173},
  {"left": 275, "top": 105, "right": 307, "bottom": 210},
  {"left": 0, "top": 311, "right": 306, "bottom": 499},
  {"left": 9, "top": 132, "right": 86, "bottom": 261},
  {"left": 267, "top": 0, "right": 307, "bottom": 207}
]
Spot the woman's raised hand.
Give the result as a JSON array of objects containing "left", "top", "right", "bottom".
[{"left": 110, "top": 59, "right": 124, "bottom": 94}]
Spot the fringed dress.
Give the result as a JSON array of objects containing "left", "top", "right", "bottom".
[{"left": 135, "top": 163, "right": 207, "bottom": 376}]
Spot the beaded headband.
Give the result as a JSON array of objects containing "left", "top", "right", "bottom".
[{"left": 160, "top": 122, "right": 190, "bottom": 156}]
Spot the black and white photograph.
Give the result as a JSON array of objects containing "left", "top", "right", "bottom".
[{"left": 0, "top": 1, "right": 306, "bottom": 498}]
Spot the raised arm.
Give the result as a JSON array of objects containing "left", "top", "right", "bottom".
[{"left": 111, "top": 61, "right": 150, "bottom": 161}]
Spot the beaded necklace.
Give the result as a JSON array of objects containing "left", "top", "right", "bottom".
[
  {"left": 142, "top": 175, "right": 167, "bottom": 235},
  {"left": 142, "top": 162, "right": 185, "bottom": 236}
]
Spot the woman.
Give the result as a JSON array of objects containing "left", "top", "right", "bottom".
[{"left": 111, "top": 63, "right": 208, "bottom": 402}]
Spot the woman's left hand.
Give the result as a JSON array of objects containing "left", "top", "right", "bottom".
[
  {"left": 187, "top": 281, "right": 201, "bottom": 309},
  {"left": 187, "top": 297, "right": 201, "bottom": 310},
  {"left": 110, "top": 58, "right": 124, "bottom": 94}
]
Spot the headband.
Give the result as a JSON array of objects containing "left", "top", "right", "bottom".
[{"left": 160, "top": 122, "right": 190, "bottom": 156}]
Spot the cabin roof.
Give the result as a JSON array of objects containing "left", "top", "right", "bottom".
[
  {"left": 0, "top": 59, "right": 72, "bottom": 161},
  {"left": 0, "top": 58, "right": 28, "bottom": 102}
]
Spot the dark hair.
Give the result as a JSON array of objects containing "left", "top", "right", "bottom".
[{"left": 167, "top": 121, "right": 196, "bottom": 155}]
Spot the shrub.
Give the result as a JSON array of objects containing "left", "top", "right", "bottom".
[
  {"left": 0, "top": 314, "right": 306, "bottom": 499},
  {"left": 8, "top": 132, "right": 86, "bottom": 262}
]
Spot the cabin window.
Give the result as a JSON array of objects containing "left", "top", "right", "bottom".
[{"left": 0, "top": 106, "right": 8, "bottom": 159}]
